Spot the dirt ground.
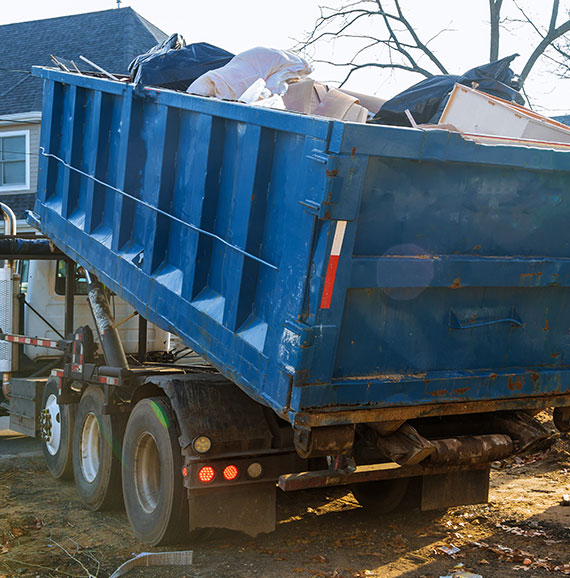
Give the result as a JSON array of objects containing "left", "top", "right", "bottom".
[{"left": 1, "top": 412, "right": 569, "bottom": 578}]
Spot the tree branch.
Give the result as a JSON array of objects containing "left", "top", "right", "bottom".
[
  {"left": 519, "top": 9, "right": 570, "bottom": 84},
  {"left": 391, "top": 0, "right": 448, "bottom": 73}
]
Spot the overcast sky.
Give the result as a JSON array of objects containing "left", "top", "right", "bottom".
[{"left": 2, "top": 0, "right": 569, "bottom": 115}]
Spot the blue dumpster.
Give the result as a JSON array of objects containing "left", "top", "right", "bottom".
[{"left": 32, "top": 67, "right": 570, "bottom": 427}]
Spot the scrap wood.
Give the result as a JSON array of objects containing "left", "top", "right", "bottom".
[{"left": 108, "top": 550, "right": 193, "bottom": 578}]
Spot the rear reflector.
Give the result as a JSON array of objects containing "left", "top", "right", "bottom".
[
  {"left": 247, "top": 462, "right": 263, "bottom": 479},
  {"left": 223, "top": 464, "right": 239, "bottom": 481},
  {"left": 198, "top": 466, "right": 215, "bottom": 484}
]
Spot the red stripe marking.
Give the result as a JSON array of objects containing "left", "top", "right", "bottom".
[{"left": 320, "top": 255, "right": 340, "bottom": 309}]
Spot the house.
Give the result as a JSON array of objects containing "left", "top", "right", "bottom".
[
  {"left": 553, "top": 114, "right": 570, "bottom": 127},
  {"left": 0, "top": 8, "right": 168, "bottom": 231}
]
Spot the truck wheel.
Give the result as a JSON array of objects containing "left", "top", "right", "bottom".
[
  {"left": 72, "top": 386, "right": 125, "bottom": 510},
  {"left": 122, "top": 397, "right": 188, "bottom": 545},
  {"left": 350, "top": 478, "right": 410, "bottom": 515},
  {"left": 40, "top": 377, "right": 75, "bottom": 480}
]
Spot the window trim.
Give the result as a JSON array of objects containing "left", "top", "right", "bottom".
[{"left": 0, "top": 129, "right": 30, "bottom": 192}]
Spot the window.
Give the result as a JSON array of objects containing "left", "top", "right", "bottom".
[
  {"left": 55, "top": 260, "right": 89, "bottom": 296},
  {"left": 17, "top": 260, "right": 30, "bottom": 294},
  {"left": 0, "top": 131, "right": 29, "bottom": 189}
]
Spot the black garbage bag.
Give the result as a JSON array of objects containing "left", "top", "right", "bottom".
[
  {"left": 129, "top": 33, "right": 185, "bottom": 77},
  {"left": 372, "top": 54, "right": 524, "bottom": 127},
  {"left": 129, "top": 34, "right": 234, "bottom": 91}
]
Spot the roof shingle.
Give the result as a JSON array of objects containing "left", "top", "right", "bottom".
[{"left": 0, "top": 8, "right": 168, "bottom": 115}]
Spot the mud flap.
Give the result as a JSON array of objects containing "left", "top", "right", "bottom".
[
  {"left": 188, "top": 482, "right": 276, "bottom": 536},
  {"left": 420, "top": 467, "right": 490, "bottom": 511}
]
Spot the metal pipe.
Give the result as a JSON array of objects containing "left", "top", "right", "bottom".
[
  {"left": 0, "top": 237, "right": 63, "bottom": 259},
  {"left": 0, "top": 204, "right": 17, "bottom": 390},
  {"left": 64, "top": 260, "right": 75, "bottom": 337},
  {"left": 138, "top": 315, "right": 147, "bottom": 364},
  {"left": 428, "top": 434, "right": 513, "bottom": 466},
  {"left": 0, "top": 203, "right": 17, "bottom": 270},
  {"left": 0, "top": 203, "right": 16, "bottom": 235},
  {"left": 86, "top": 272, "right": 128, "bottom": 369},
  {"left": 17, "top": 292, "right": 24, "bottom": 367}
]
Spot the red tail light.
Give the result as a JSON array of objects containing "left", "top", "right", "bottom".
[
  {"left": 198, "top": 466, "right": 215, "bottom": 483},
  {"left": 223, "top": 464, "right": 239, "bottom": 481}
]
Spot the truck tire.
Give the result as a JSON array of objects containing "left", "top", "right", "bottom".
[
  {"left": 40, "top": 377, "right": 75, "bottom": 480},
  {"left": 122, "top": 397, "right": 188, "bottom": 545},
  {"left": 72, "top": 386, "right": 125, "bottom": 510},
  {"left": 350, "top": 478, "right": 410, "bottom": 515}
]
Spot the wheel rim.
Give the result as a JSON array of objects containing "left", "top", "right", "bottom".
[
  {"left": 134, "top": 432, "right": 161, "bottom": 514},
  {"left": 44, "top": 394, "right": 61, "bottom": 456},
  {"left": 80, "top": 412, "right": 101, "bottom": 483}
]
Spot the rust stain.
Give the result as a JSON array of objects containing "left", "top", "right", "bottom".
[
  {"left": 384, "top": 254, "right": 436, "bottom": 260},
  {"left": 450, "top": 277, "right": 462, "bottom": 289},
  {"left": 552, "top": 352, "right": 561, "bottom": 358},
  {"left": 527, "top": 371, "right": 539, "bottom": 387},
  {"left": 325, "top": 169, "right": 338, "bottom": 178},
  {"left": 489, "top": 373, "right": 498, "bottom": 380},
  {"left": 544, "top": 319, "right": 550, "bottom": 332},
  {"left": 351, "top": 372, "right": 427, "bottom": 382},
  {"left": 507, "top": 376, "right": 523, "bottom": 390},
  {"left": 351, "top": 146, "right": 357, "bottom": 158},
  {"left": 430, "top": 390, "right": 449, "bottom": 397},
  {"left": 520, "top": 272, "right": 543, "bottom": 279},
  {"left": 472, "top": 245, "right": 481, "bottom": 251},
  {"left": 455, "top": 387, "right": 470, "bottom": 394}
]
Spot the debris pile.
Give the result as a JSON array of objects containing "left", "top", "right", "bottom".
[{"left": 52, "top": 38, "right": 568, "bottom": 137}]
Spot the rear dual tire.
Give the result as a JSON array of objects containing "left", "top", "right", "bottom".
[
  {"left": 122, "top": 397, "right": 189, "bottom": 545},
  {"left": 40, "top": 378, "right": 75, "bottom": 480},
  {"left": 72, "top": 386, "right": 125, "bottom": 510}
]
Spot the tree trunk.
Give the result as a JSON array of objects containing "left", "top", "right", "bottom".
[{"left": 489, "top": 0, "right": 503, "bottom": 62}]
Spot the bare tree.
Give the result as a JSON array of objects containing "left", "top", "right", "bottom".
[{"left": 299, "top": 0, "right": 570, "bottom": 89}]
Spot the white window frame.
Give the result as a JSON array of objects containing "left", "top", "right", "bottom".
[{"left": 0, "top": 129, "right": 30, "bottom": 192}]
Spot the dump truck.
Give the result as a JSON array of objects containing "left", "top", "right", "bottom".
[{"left": 2, "top": 66, "right": 570, "bottom": 545}]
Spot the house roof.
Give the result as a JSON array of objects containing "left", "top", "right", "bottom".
[
  {"left": 0, "top": 193, "right": 36, "bottom": 220},
  {"left": 0, "top": 8, "right": 168, "bottom": 116},
  {"left": 553, "top": 114, "right": 570, "bottom": 127}
]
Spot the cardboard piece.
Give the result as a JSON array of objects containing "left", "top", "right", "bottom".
[
  {"left": 282, "top": 79, "right": 375, "bottom": 123},
  {"left": 338, "top": 88, "right": 386, "bottom": 115}
]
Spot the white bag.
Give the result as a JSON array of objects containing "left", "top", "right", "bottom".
[{"left": 187, "top": 47, "right": 312, "bottom": 100}]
